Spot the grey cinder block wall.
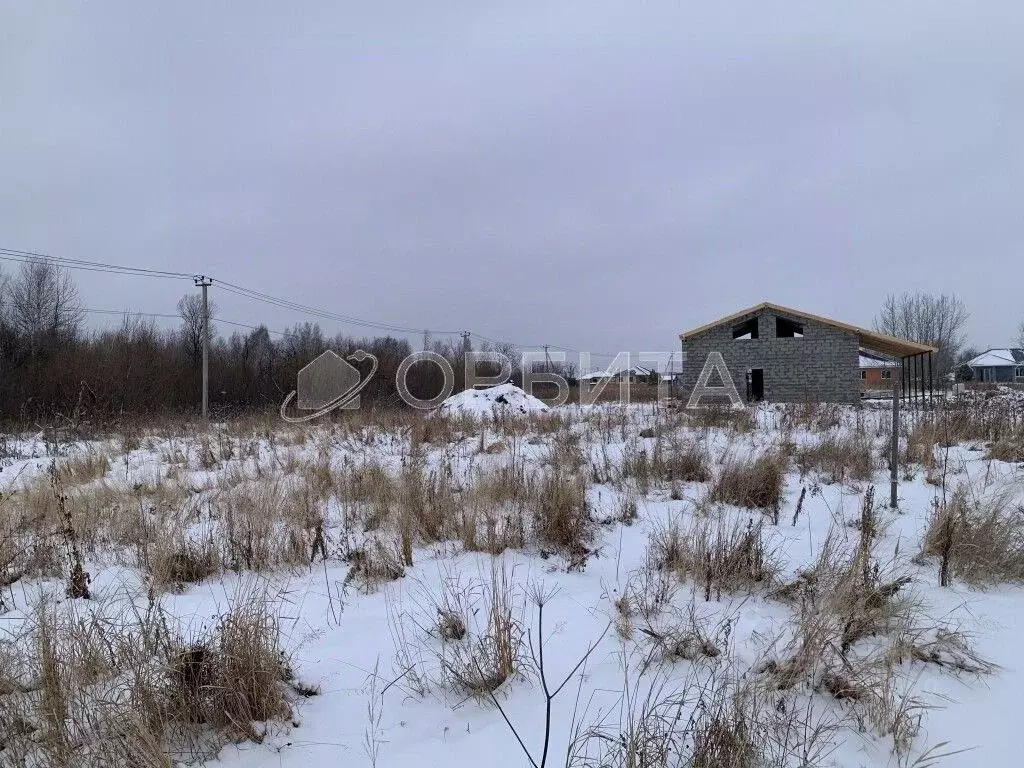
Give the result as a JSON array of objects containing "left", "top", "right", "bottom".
[{"left": 681, "top": 309, "right": 861, "bottom": 403}]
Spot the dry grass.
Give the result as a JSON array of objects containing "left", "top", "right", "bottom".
[
  {"left": 921, "top": 485, "right": 1024, "bottom": 585},
  {"left": 440, "top": 563, "right": 525, "bottom": 697},
  {"left": 533, "top": 469, "right": 590, "bottom": 558},
  {"left": 691, "top": 683, "right": 762, "bottom": 768},
  {"left": 56, "top": 450, "right": 112, "bottom": 485},
  {"left": 387, "top": 562, "right": 527, "bottom": 702},
  {"left": 899, "top": 403, "right": 1023, "bottom": 482},
  {"left": 887, "top": 625, "right": 997, "bottom": 676},
  {"left": 686, "top": 406, "right": 756, "bottom": 432},
  {"left": 146, "top": 530, "right": 221, "bottom": 590},
  {"left": 904, "top": 419, "right": 938, "bottom": 466},
  {"left": 622, "top": 433, "right": 712, "bottom": 495},
  {"left": 4, "top": 399, "right": 1016, "bottom": 767},
  {"left": 622, "top": 548, "right": 681, "bottom": 624},
  {"left": 0, "top": 584, "right": 299, "bottom": 766},
  {"left": 570, "top": 659, "right": 842, "bottom": 768},
  {"left": 662, "top": 439, "right": 711, "bottom": 484},
  {"left": 781, "top": 402, "right": 844, "bottom": 433},
  {"left": 986, "top": 435, "right": 1024, "bottom": 463},
  {"left": 344, "top": 536, "right": 406, "bottom": 593},
  {"left": 709, "top": 452, "right": 786, "bottom": 510},
  {"left": 756, "top": 494, "right": 992, "bottom": 763},
  {"left": 2, "top": 467, "right": 191, "bottom": 570},
  {"left": 649, "top": 511, "right": 780, "bottom": 598},
  {"left": 795, "top": 434, "right": 875, "bottom": 485},
  {"left": 638, "top": 599, "right": 725, "bottom": 665}
]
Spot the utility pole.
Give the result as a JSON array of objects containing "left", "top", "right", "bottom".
[
  {"left": 422, "top": 329, "right": 430, "bottom": 352},
  {"left": 194, "top": 275, "right": 213, "bottom": 419},
  {"left": 543, "top": 344, "right": 551, "bottom": 373},
  {"left": 461, "top": 330, "right": 471, "bottom": 354}
]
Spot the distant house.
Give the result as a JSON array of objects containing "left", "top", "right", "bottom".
[
  {"left": 579, "top": 366, "right": 658, "bottom": 387},
  {"left": 616, "top": 365, "right": 656, "bottom": 384},
  {"left": 962, "top": 349, "right": 1024, "bottom": 383},
  {"left": 859, "top": 350, "right": 898, "bottom": 391},
  {"left": 680, "top": 302, "right": 936, "bottom": 404},
  {"left": 579, "top": 370, "right": 614, "bottom": 388}
]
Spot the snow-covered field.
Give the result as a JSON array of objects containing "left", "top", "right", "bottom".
[{"left": 1, "top": 393, "right": 1023, "bottom": 767}]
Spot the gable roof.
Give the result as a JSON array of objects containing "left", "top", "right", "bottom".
[
  {"left": 679, "top": 301, "right": 938, "bottom": 358},
  {"left": 580, "top": 364, "right": 658, "bottom": 380},
  {"left": 964, "top": 349, "right": 1024, "bottom": 368}
]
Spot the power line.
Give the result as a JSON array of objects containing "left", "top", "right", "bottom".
[
  {"left": 470, "top": 332, "right": 620, "bottom": 359},
  {"left": 215, "top": 279, "right": 464, "bottom": 337},
  {"left": 84, "top": 308, "right": 181, "bottom": 320},
  {"left": 3, "top": 244, "right": 630, "bottom": 361},
  {"left": 0, "top": 245, "right": 459, "bottom": 336},
  {"left": 0, "top": 247, "right": 194, "bottom": 280}
]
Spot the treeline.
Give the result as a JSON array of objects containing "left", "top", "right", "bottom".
[{"left": 0, "top": 260, "right": 527, "bottom": 425}]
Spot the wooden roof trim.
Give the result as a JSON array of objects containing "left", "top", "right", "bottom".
[{"left": 679, "top": 301, "right": 938, "bottom": 357}]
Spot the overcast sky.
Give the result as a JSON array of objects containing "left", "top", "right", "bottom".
[{"left": 2, "top": 1, "right": 1021, "bottom": 361}]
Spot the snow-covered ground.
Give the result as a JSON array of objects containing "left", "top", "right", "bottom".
[{"left": 1, "top": 399, "right": 1023, "bottom": 767}]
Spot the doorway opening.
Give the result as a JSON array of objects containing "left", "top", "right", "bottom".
[{"left": 747, "top": 368, "right": 764, "bottom": 402}]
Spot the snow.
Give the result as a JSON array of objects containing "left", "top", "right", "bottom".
[
  {"left": 580, "top": 366, "right": 657, "bottom": 381},
  {"left": 965, "top": 349, "right": 1024, "bottom": 368},
  {"left": 436, "top": 383, "right": 549, "bottom": 416},
  {"left": 3, "top": 402, "right": 1024, "bottom": 767}
]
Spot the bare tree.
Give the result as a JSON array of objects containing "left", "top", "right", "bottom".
[
  {"left": 6, "top": 259, "right": 84, "bottom": 347},
  {"left": 280, "top": 321, "right": 324, "bottom": 361},
  {"left": 873, "top": 292, "right": 969, "bottom": 376},
  {"left": 177, "top": 293, "right": 217, "bottom": 365},
  {"left": 1017, "top": 321, "right": 1024, "bottom": 349},
  {"left": 0, "top": 266, "right": 9, "bottom": 322}
]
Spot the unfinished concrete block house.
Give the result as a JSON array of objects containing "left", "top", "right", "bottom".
[{"left": 680, "top": 302, "right": 937, "bottom": 404}]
